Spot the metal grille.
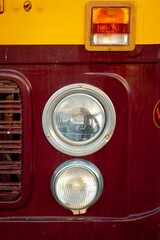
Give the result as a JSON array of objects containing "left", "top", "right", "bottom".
[{"left": 0, "top": 80, "right": 22, "bottom": 201}]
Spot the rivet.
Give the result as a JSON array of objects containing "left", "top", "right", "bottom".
[
  {"left": 105, "top": 135, "right": 110, "bottom": 140},
  {"left": 36, "top": 5, "right": 44, "bottom": 12},
  {"left": 12, "top": 4, "right": 21, "bottom": 12}
]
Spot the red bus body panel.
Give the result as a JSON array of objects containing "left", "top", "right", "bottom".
[{"left": 0, "top": 44, "right": 160, "bottom": 239}]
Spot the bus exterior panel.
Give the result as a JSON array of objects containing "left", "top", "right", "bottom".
[{"left": 0, "top": 0, "right": 160, "bottom": 239}]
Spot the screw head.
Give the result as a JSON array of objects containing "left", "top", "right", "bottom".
[{"left": 23, "top": 1, "right": 32, "bottom": 12}]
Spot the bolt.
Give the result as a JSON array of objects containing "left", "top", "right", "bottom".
[{"left": 24, "top": 1, "right": 32, "bottom": 12}]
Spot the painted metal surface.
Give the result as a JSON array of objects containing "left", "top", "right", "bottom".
[
  {"left": 0, "top": 0, "right": 160, "bottom": 44},
  {"left": 0, "top": 44, "right": 159, "bottom": 64},
  {"left": 0, "top": 44, "right": 159, "bottom": 239}
]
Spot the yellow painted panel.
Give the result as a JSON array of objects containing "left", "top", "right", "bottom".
[{"left": 0, "top": 0, "right": 159, "bottom": 44}]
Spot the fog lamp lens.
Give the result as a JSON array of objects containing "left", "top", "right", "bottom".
[{"left": 51, "top": 159, "right": 103, "bottom": 215}]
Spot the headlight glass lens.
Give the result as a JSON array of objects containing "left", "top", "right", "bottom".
[{"left": 53, "top": 93, "right": 105, "bottom": 143}]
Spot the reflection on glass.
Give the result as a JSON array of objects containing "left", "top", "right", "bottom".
[{"left": 53, "top": 93, "right": 105, "bottom": 142}]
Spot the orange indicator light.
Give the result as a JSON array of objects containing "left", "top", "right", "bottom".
[
  {"left": 91, "top": 7, "right": 130, "bottom": 34},
  {"left": 85, "top": 2, "right": 136, "bottom": 51}
]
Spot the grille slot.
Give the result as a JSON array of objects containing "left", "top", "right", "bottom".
[{"left": 0, "top": 80, "right": 23, "bottom": 201}]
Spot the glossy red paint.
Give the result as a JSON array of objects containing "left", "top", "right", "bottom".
[
  {"left": 153, "top": 100, "right": 160, "bottom": 129},
  {"left": 0, "top": 44, "right": 160, "bottom": 239}
]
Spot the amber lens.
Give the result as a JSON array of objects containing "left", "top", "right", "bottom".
[{"left": 91, "top": 7, "right": 130, "bottom": 34}]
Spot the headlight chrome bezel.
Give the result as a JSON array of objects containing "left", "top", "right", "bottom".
[{"left": 42, "top": 83, "right": 116, "bottom": 156}]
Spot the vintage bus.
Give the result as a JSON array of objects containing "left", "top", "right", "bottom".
[{"left": 0, "top": 0, "right": 160, "bottom": 239}]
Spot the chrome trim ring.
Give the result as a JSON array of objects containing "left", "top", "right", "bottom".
[{"left": 42, "top": 83, "right": 116, "bottom": 156}]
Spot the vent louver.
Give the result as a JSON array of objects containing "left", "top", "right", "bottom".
[{"left": 0, "top": 80, "right": 22, "bottom": 201}]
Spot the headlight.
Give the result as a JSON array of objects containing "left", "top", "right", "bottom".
[
  {"left": 42, "top": 83, "right": 116, "bottom": 156},
  {"left": 50, "top": 159, "right": 103, "bottom": 215},
  {"left": 53, "top": 93, "right": 105, "bottom": 143}
]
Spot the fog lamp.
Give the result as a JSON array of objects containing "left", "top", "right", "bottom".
[{"left": 50, "top": 159, "right": 103, "bottom": 215}]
